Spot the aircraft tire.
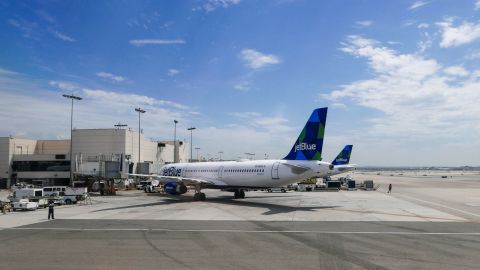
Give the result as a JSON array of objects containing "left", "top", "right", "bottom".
[
  {"left": 200, "top": 193, "right": 206, "bottom": 201},
  {"left": 239, "top": 190, "right": 245, "bottom": 199},
  {"left": 234, "top": 190, "right": 240, "bottom": 199}
]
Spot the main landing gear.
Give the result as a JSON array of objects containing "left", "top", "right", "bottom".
[
  {"left": 234, "top": 190, "right": 245, "bottom": 199},
  {"left": 194, "top": 192, "right": 206, "bottom": 201},
  {"left": 193, "top": 184, "right": 206, "bottom": 201}
]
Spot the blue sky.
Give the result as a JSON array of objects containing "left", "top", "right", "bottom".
[{"left": 1, "top": 0, "right": 480, "bottom": 166}]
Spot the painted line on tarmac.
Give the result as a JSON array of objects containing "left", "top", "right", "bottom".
[
  {"left": 3, "top": 227, "right": 480, "bottom": 235},
  {"left": 396, "top": 194, "right": 480, "bottom": 218}
]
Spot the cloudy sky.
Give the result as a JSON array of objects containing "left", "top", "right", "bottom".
[{"left": 1, "top": 0, "right": 480, "bottom": 166}]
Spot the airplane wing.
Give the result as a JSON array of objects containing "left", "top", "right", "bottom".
[{"left": 126, "top": 173, "right": 228, "bottom": 187}]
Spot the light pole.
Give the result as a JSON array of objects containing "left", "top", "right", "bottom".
[
  {"left": 62, "top": 94, "right": 82, "bottom": 187},
  {"left": 135, "top": 108, "right": 146, "bottom": 173},
  {"left": 187, "top": 127, "right": 196, "bottom": 162},
  {"left": 173, "top": 120, "right": 178, "bottom": 163},
  {"left": 195, "top": 147, "right": 200, "bottom": 162},
  {"left": 218, "top": 151, "right": 223, "bottom": 161}
]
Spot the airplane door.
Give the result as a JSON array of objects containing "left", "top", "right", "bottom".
[
  {"left": 271, "top": 162, "right": 280, "bottom": 179},
  {"left": 218, "top": 166, "right": 224, "bottom": 179}
]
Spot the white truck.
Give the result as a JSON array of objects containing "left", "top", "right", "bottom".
[{"left": 42, "top": 186, "right": 87, "bottom": 205}]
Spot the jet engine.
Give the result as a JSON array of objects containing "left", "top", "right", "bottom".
[{"left": 164, "top": 182, "right": 188, "bottom": 195}]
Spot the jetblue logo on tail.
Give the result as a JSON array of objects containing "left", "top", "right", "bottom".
[
  {"left": 332, "top": 145, "right": 353, "bottom": 165},
  {"left": 295, "top": 143, "right": 316, "bottom": 152}
]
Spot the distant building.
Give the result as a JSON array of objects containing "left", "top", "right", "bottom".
[{"left": 0, "top": 128, "right": 188, "bottom": 188}]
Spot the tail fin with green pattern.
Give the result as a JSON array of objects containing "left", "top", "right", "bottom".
[{"left": 283, "top": 107, "right": 328, "bottom": 161}]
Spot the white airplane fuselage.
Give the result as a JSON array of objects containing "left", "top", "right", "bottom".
[{"left": 160, "top": 159, "right": 333, "bottom": 188}]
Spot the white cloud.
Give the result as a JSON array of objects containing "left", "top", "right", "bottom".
[
  {"left": 465, "top": 50, "right": 480, "bottom": 60},
  {"left": 129, "top": 39, "right": 185, "bottom": 46},
  {"left": 444, "top": 65, "right": 469, "bottom": 77},
  {"left": 409, "top": 1, "right": 429, "bottom": 10},
  {"left": 52, "top": 30, "right": 76, "bottom": 42},
  {"left": 324, "top": 35, "right": 480, "bottom": 142},
  {"left": 229, "top": 111, "right": 294, "bottom": 134},
  {"left": 0, "top": 73, "right": 193, "bottom": 141},
  {"left": 167, "top": 69, "right": 180, "bottom": 77},
  {"left": 330, "top": 102, "right": 347, "bottom": 109},
  {"left": 417, "top": 32, "right": 433, "bottom": 53},
  {"left": 96, "top": 72, "right": 126, "bottom": 82},
  {"left": 387, "top": 41, "right": 402, "bottom": 45},
  {"left": 36, "top": 10, "right": 55, "bottom": 24},
  {"left": 81, "top": 89, "right": 189, "bottom": 110},
  {"left": 417, "top": 23, "right": 429, "bottom": 29},
  {"left": 476, "top": 0, "right": 480, "bottom": 10},
  {"left": 355, "top": 20, "right": 373, "bottom": 28},
  {"left": 0, "top": 67, "right": 19, "bottom": 76},
  {"left": 437, "top": 18, "right": 480, "bottom": 48},
  {"left": 233, "top": 80, "right": 251, "bottom": 91},
  {"left": 198, "top": 0, "right": 241, "bottom": 12},
  {"left": 7, "top": 18, "right": 38, "bottom": 39},
  {"left": 403, "top": 20, "right": 417, "bottom": 27},
  {"left": 49, "top": 81, "right": 78, "bottom": 92},
  {"left": 240, "top": 49, "right": 281, "bottom": 70},
  {"left": 339, "top": 35, "right": 439, "bottom": 80}
]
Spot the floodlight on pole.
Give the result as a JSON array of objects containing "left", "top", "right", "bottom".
[
  {"left": 135, "top": 108, "right": 146, "bottom": 173},
  {"left": 187, "top": 127, "right": 196, "bottom": 162},
  {"left": 173, "top": 120, "right": 178, "bottom": 163},
  {"left": 62, "top": 94, "right": 82, "bottom": 187}
]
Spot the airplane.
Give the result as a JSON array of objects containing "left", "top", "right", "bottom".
[
  {"left": 129, "top": 107, "right": 336, "bottom": 201},
  {"left": 322, "top": 145, "right": 356, "bottom": 177}
]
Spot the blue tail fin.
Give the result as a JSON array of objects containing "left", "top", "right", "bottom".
[
  {"left": 283, "top": 107, "right": 328, "bottom": 161},
  {"left": 332, "top": 145, "right": 353, "bottom": 165}
]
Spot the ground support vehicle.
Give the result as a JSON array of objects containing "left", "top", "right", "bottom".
[{"left": 12, "top": 199, "right": 38, "bottom": 211}]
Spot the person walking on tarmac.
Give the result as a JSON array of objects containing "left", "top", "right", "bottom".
[
  {"left": 48, "top": 200, "right": 55, "bottom": 220},
  {"left": 388, "top": 183, "right": 392, "bottom": 194}
]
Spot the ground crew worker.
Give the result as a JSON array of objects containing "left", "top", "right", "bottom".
[
  {"left": 388, "top": 183, "right": 392, "bottom": 194},
  {"left": 1, "top": 201, "right": 6, "bottom": 214},
  {"left": 48, "top": 200, "right": 55, "bottom": 220}
]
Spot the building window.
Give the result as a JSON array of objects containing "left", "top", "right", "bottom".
[{"left": 13, "top": 161, "right": 70, "bottom": 172}]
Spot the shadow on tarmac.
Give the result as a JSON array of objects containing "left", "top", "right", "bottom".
[{"left": 93, "top": 194, "right": 339, "bottom": 215}]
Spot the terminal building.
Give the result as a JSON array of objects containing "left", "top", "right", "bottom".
[{"left": 0, "top": 128, "right": 189, "bottom": 189}]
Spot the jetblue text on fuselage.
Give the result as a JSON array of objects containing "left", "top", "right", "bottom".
[
  {"left": 295, "top": 143, "right": 316, "bottom": 152},
  {"left": 162, "top": 166, "right": 182, "bottom": 177}
]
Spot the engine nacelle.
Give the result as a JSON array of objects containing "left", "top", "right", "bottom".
[{"left": 164, "top": 182, "right": 188, "bottom": 195}]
